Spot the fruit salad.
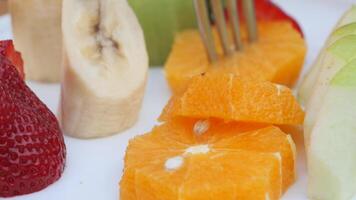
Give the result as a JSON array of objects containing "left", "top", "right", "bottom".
[{"left": 3, "top": 0, "right": 356, "bottom": 199}]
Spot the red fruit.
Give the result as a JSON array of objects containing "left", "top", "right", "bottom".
[
  {"left": 0, "top": 53, "right": 66, "bottom": 197},
  {"left": 254, "top": 0, "right": 303, "bottom": 36},
  {"left": 233, "top": 0, "right": 303, "bottom": 37},
  {"left": 0, "top": 40, "right": 24, "bottom": 79}
]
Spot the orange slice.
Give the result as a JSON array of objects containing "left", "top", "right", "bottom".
[
  {"left": 120, "top": 119, "right": 296, "bottom": 200},
  {"left": 164, "top": 21, "right": 306, "bottom": 93},
  {"left": 160, "top": 73, "right": 304, "bottom": 125}
]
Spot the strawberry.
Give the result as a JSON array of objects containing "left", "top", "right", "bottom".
[
  {"left": 0, "top": 40, "right": 24, "bottom": 79},
  {"left": 0, "top": 41, "right": 66, "bottom": 197}
]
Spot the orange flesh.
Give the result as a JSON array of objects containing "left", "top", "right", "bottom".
[
  {"left": 160, "top": 73, "right": 304, "bottom": 126},
  {"left": 120, "top": 119, "right": 296, "bottom": 200},
  {"left": 121, "top": 22, "right": 304, "bottom": 199},
  {"left": 164, "top": 22, "right": 306, "bottom": 93}
]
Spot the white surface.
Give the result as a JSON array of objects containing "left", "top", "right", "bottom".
[{"left": 0, "top": 0, "right": 355, "bottom": 199}]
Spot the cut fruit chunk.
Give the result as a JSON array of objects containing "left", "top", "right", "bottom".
[
  {"left": 0, "top": 1, "right": 7, "bottom": 15},
  {"left": 120, "top": 119, "right": 296, "bottom": 200},
  {"left": 304, "top": 34, "right": 356, "bottom": 144},
  {"left": 252, "top": 0, "right": 303, "bottom": 36},
  {"left": 61, "top": 0, "right": 148, "bottom": 138},
  {"left": 164, "top": 21, "right": 306, "bottom": 93},
  {"left": 307, "top": 59, "right": 356, "bottom": 200},
  {"left": 160, "top": 73, "right": 304, "bottom": 126},
  {"left": 128, "top": 0, "right": 304, "bottom": 66},
  {"left": 9, "top": 0, "right": 62, "bottom": 82},
  {"left": 298, "top": 6, "right": 356, "bottom": 105}
]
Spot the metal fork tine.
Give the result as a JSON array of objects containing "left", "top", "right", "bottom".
[
  {"left": 193, "top": 0, "right": 218, "bottom": 62},
  {"left": 227, "top": 0, "right": 243, "bottom": 50},
  {"left": 242, "top": 0, "right": 258, "bottom": 42},
  {"left": 210, "top": 0, "right": 233, "bottom": 56}
]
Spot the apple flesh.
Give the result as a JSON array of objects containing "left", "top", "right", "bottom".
[
  {"left": 304, "top": 34, "right": 356, "bottom": 144},
  {"left": 298, "top": 6, "right": 356, "bottom": 105},
  {"left": 308, "top": 59, "right": 356, "bottom": 200}
]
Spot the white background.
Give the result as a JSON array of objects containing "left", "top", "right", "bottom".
[{"left": 0, "top": 0, "right": 355, "bottom": 199}]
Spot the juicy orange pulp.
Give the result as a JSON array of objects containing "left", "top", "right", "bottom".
[
  {"left": 121, "top": 32, "right": 305, "bottom": 199},
  {"left": 120, "top": 119, "right": 296, "bottom": 200},
  {"left": 164, "top": 21, "right": 306, "bottom": 93},
  {"left": 160, "top": 73, "right": 304, "bottom": 126}
]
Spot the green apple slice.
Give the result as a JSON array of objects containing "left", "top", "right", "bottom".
[
  {"left": 298, "top": 6, "right": 356, "bottom": 105},
  {"left": 304, "top": 35, "right": 356, "bottom": 143},
  {"left": 307, "top": 59, "right": 356, "bottom": 200}
]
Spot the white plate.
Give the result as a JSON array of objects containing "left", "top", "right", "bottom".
[{"left": 0, "top": 0, "right": 355, "bottom": 199}]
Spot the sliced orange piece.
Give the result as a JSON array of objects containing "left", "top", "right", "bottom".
[
  {"left": 164, "top": 22, "right": 306, "bottom": 93},
  {"left": 120, "top": 119, "right": 296, "bottom": 200},
  {"left": 160, "top": 73, "right": 304, "bottom": 125},
  {"left": 156, "top": 119, "right": 297, "bottom": 192}
]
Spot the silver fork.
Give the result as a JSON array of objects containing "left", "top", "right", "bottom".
[{"left": 193, "top": 0, "right": 258, "bottom": 62}]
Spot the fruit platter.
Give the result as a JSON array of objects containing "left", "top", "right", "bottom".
[{"left": 1, "top": 0, "right": 356, "bottom": 200}]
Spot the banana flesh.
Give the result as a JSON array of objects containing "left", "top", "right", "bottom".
[
  {"left": 0, "top": 0, "right": 7, "bottom": 15},
  {"left": 61, "top": 0, "right": 148, "bottom": 138},
  {"left": 8, "top": 0, "right": 62, "bottom": 82}
]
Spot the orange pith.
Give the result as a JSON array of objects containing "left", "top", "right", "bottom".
[
  {"left": 164, "top": 21, "right": 306, "bottom": 93},
  {"left": 160, "top": 73, "right": 305, "bottom": 125},
  {"left": 120, "top": 119, "right": 296, "bottom": 200}
]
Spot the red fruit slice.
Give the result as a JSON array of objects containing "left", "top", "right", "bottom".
[
  {"left": 0, "top": 40, "right": 24, "bottom": 79},
  {"left": 255, "top": 0, "right": 303, "bottom": 36},
  {"left": 234, "top": 0, "right": 303, "bottom": 36},
  {"left": 0, "top": 53, "right": 66, "bottom": 197}
]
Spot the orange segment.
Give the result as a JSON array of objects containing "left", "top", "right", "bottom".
[
  {"left": 160, "top": 73, "right": 304, "bottom": 125},
  {"left": 134, "top": 150, "right": 281, "bottom": 200},
  {"left": 156, "top": 119, "right": 296, "bottom": 191},
  {"left": 164, "top": 21, "right": 306, "bottom": 93},
  {"left": 214, "top": 126, "right": 296, "bottom": 192},
  {"left": 120, "top": 119, "right": 297, "bottom": 200}
]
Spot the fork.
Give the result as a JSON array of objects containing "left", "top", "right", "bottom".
[{"left": 193, "top": 0, "right": 258, "bottom": 62}]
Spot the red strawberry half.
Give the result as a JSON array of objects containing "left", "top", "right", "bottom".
[
  {"left": 0, "top": 40, "right": 24, "bottom": 79},
  {"left": 0, "top": 40, "right": 66, "bottom": 197}
]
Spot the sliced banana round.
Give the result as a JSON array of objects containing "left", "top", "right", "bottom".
[
  {"left": 9, "top": 0, "right": 62, "bottom": 82},
  {"left": 61, "top": 0, "right": 148, "bottom": 138},
  {"left": 0, "top": 1, "right": 8, "bottom": 15}
]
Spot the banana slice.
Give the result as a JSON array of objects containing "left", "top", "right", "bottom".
[
  {"left": 61, "top": 0, "right": 148, "bottom": 138},
  {"left": 8, "top": 0, "right": 62, "bottom": 82},
  {"left": 0, "top": 0, "right": 7, "bottom": 15}
]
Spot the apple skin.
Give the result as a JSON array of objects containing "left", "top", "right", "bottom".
[
  {"left": 332, "top": 58, "right": 356, "bottom": 86},
  {"left": 303, "top": 7, "right": 356, "bottom": 200},
  {"left": 299, "top": 6, "right": 356, "bottom": 106},
  {"left": 128, "top": 0, "right": 197, "bottom": 66},
  {"left": 304, "top": 35, "right": 356, "bottom": 144},
  {"left": 308, "top": 59, "right": 356, "bottom": 200}
]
